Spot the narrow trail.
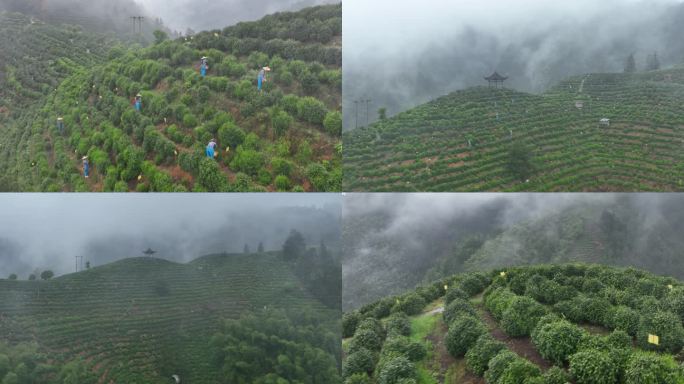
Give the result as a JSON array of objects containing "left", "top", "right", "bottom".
[{"left": 578, "top": 74, "right": 590, "bottom": 94}]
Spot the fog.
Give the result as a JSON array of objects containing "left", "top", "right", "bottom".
[
  {"left": 0, "top": 194, "right": 341, "bottom": 279},
  {"left": 343, "top": 0, "right": 684, "bottom": 130},
  {"left": 342, "top": 193, "right": 684, "bottom": 309},
  {"left": 136, "top": 0, "right": 337, "bottom": 33}
]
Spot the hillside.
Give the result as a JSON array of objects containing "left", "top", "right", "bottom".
[
  {"left": 0, "top": 253, "right": 340, "bottom": 383},
  {"left": 343, "top": 66, "right": 684, "bottom": 191},
  {"left": 343, "top": 264, "right": 684, "bottom": 384},
  {"left": 0, "top": 4, "right": 341, "bottom": 192}
]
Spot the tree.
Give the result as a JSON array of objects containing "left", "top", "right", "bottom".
[
  {"left": 258, "top": 242, "right": 264, "bottom": 253},
  {"left": 85, "top": 261, "right": 90, "bottom": 270},
  {"left": 507, "top": 142, "right": 534, "bottom": 181},
  {"left": 378, "top": 107, "right": 387, "bottom": 120},
  {"left": 646, "top": 52, "right": 660, "bottom": 71},
  {"left": 243, "top": 244, "right": 250, "bottom": 254},
  {"left": 28, "top": 274, "right": 36, "bottom": 281},
  {"left": 40, "top": 270, "right": 54, "bottom": 280},
  {"left": 8, "top": 274, "right": 17, "bottom": 280},
  {"left": 624, "top": 53, "right": 636, "bottom": 73},
  {"left": 283, "top": 230, "right": 306, "bottom": 261},
  {"left": 153, "top": 30, "right": 168, "bottom": 44}
]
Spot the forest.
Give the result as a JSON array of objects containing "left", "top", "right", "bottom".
[
  {"left": 0, "top": 3, "right": 341, "bottom": 192},
  {"left": 343, "top": 264, "right": 684, "bottom": 384}
]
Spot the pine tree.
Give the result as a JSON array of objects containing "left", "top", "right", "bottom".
[{"left": 624, "top": 53, "right": 636, "bottom": 73}]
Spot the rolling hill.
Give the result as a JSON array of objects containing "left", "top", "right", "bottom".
[
  {"left": 0, "top": 4, "right": 341, "bottom": 192},
  {"left": 343, "top": 264, "right": 684, "bottom": 384},
  {"left": 0, "top": 253, "right": 341, "bottom": 383},
  {"left": 343, "top": 66, "right": 684, "bottom": 191}
]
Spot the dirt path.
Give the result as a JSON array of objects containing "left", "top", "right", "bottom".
[
  {"left": 476, "top": 306, "right": 551, "bottom": 371},
  {"left": 426, "top": 316, "right": 483, "bottom": 384},
  {"left": 578, "top": 74, "right": 590, "bottom": 94}
]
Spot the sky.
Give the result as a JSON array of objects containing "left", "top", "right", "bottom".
[
  {"left": 135, "top": 0, "right": 337, "bottom": 32},
  {"left": 343, "top": 0, "right": 684, "bottom": 129},
  {"left": 0, "top": 194, "right": 340, "bottom": 278}
]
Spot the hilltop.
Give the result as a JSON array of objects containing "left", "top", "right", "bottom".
[
  {"left": 0, "top": 4, "right": 341, "bottom": 192},
  {"left": 344, "top": 66, "right": 684, "bottom": 191},
  {"left": 343, "top": 264, "right": 684, "bottom": 384},
  {"left": 0, "top": 252, "right": 340, "bottom": 383}
]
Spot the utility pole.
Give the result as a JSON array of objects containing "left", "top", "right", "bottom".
[
  {"left": 130, "top": 16, "right": 144, "bottom": 35},
  {"left": 364, "top": 99, "right": 372, "bottom": 126},
  {"left": 75, "top": 256, "right": 83, "bottom": 272},
  {"left": 353, "top": 100, "right": 359, "bottom": 129}
]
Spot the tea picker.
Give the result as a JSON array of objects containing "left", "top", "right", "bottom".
[
  {"left": 200, "top": 56, "right": 209, "bottom": 78},
  {"left": 133, "top": 93, "right": 142, "bottom": 111},
  {"left": 257, "top": 66, "right": 271, "bottom": 91},
  {"left": 57, "top": 117, "right": 64, "bottom": 135},
  {"left": 82, "top": 156, "right": 89, "bottom": 178},
  {"left": 206, "top": 138, "right": 217, "bottom": 159}
]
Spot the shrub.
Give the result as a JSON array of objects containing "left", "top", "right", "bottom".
[
  {"left": 531, "top": 319, "right": 585, "bottom": 365},
  {"left": 553, "top": 298, "right": 585, "bottom": 323},
  {"left": 343, "top": 348, "right": 375, "bottom": 378},
  {"left": 499, "top": 358, "right": 541, "bottom": 384},
  {"left": 484, "top": 287, "right": 516, "bottom": 320},
  {"left": 218, "top": 122, "right": 245, "bottom": 149},
  {"left": 344, "top": 373, "right": 371, "bottom": 384},
  {"left": 271, "top": 158, "right": 293, "bottom": 176},
  {"left": 323, "top": 110, "right": 342, "bottom": 135},
  {"left": 607, "top": 306, "right": 640, "bottom": 336},
  {"left": 636, "top": 310, "right": 684, "bottom": 353},
  {"left": 182, "top": 113, "right": 198, "bottom": 127},
  {"left": 581, "top": 297, "right": 611, "bottom": 325},
  {"left": 542, "top": 366, "right": 570, "bottom": 384},
  {"left": 443, "top": 298, "right": 477, "bottom": 325},
  {"left": 484, "top": 350, "right": 517, "bottom": 384},
  {"left": 356, "top": 318, "right": 385, "bottom": 341},
  {"left": 230, "top": 148, "right": 264, "bottom": 176},
  {"left": 296, "top": 96, "right": 327, "bottom": 125},
  {"left": 624, "top": 351, "right": 682, "bottom": 384},
  {"left": 274, "top": 175, "right": 290, "bottom": 191},
  {"left": 385, "top": 313, "right": 411, "bottom": 337},
  {"left": 501, "top": 296, "right": 546, "bottom": 337},
  {"left": 569, "top": 350, "right": 618, "bottom": 384},
  {"left": 349, "top": 329, "right": 382, "bottom": 353},
  {"left": 459, "top": 273, "right": 488, "bottom": 296},
  {"left": 305, "top": 163, "right": 328, "bottom": 191},
  {"left": 606, "top": 329, "right": 632, "bottom": 349},
  {"left": 272, "top": 110, "right": 293, "bottom": 136},
  {"left": 465, "top": 335, "right": 505, "bottom": 376},
  {"left": 376, "top": 356, "right": 416, "bottom": 384},
  {"left": 444, "top": 286, "right": 468, "bottom": 305},
  {"left": 392, "top": 293, "right": 426, "bottom": 316},
  {"left": 446, "top": 315, "right": 487, "bottom": 357},
  {"left": 343, "top": 312, "right": 361, "bottom": 338},
  {"left": 198, "top": 157, "right": 228, "bottom": 192},
  {"left": 382, "top": 336, "right": 426, "bottom": 362},
  {"left": 665, "top": 287, "right": 684, "bottom": 320}
]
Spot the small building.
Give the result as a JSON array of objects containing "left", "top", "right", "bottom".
[
  {"left": 484, "top": 71, "right": 508, "bottom": 88},
  {"left": 575, "top": 101, "right": 584, "bottom": 109},
  {"left": 599, "top": 118, "right": 610, "bottom": 127}
]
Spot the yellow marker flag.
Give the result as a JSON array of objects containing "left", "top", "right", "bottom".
[
  {"left": 137, "top": 174, "right": 142, "bottom": 181},
  {"left": 174, "top": 150, "right": 178, "bottom": 156},
  {"left": 500, "top": 271, "right": 506, "bottom": 277},
  {"left": 396, "top": 299, "right": 400, "bottom": 305},
  {"left": 668, "top": 284, "right": 674, "bottom": 290},
  {"left": 648, "top": 334, "right": 660, "bottom": 345},
  {"left": 444, "top": 285, "right": 448, "bottom": 291},
  {"left": 225, "top": 146, "right": 230, "bottom": 152}
]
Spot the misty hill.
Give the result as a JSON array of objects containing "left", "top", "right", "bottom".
[
  {"left": 343, "top": 195, "right": 684, "bottom": 311},
  {"left": 0, "top": 0, "right": 164, "bottom": 37},
  {"left": 0, "top": 4, "right": 341, "bottom": 192},
  {"left": 344, "top": 65, "right": 684, "bottom": 192},
  {"left": 0, "top": 252, "right": 340, "bottom": 383},
  {"left": 343, "top": 264, "right": 684, "bottom": 384}
]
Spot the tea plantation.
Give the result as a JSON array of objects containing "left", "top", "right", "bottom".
[
  {"left": 0, "top": 253, "right": 340, "bottom": 383},
  {"left": 343, "top": 264, "right": 684, "bottom": 384},
  {"left": 0, "top": 4, "right": 341, "bottom": 192},
  {"left": 344, "top": 66, "right": 684, "bottom": 191}
]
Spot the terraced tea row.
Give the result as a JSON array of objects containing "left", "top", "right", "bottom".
[{"left": 344, "top": 66, "right": 684, "bottom": 191}]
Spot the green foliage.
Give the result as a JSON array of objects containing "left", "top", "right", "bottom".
[
  {"left": 484, "top": 350, "right": 518, "bottom": 384},
  {"left": 40, "top": 270, "right": 54, "bottom": 280},
  {"left": 385, "top": 313, "right": 411, "bottom": 337},
  {"left": 636, "top": 310, "right": 684, "bottom": 353},
  {"left": 499, "top": 358, "right": 541, "bottom": 384},
  {"left": 531, "top": 319, "right": 585, "bottom": 365},
  {"left": 542, "top": 366, "right": 570, "bottom": 384},
  {"left": 465, "top": 335, "right": 506, "bottom": 376},
  {"left": 445, "top": 315, "right": 487, "bottom": 357},
  {"left": 376, "top": 356, "right": 416, "bottom": 384},
  {"left": 606, "top": 306, "right": 640, "bottom": 336},
  {"left": 444, "top": 286, "right": 468, "bottom": 304},
  {"left": 500, "top": 296, "right": 546, "bottom": 337},
  {"left": 507, "top": 142, "right": 534, "bottom": 182},
  {"left": 382, "top": 336, "right": 426, "bottom": 362},
  {"left": 443, "top": 298, "right": 477, "bottom": 325},
  {"left": 343, "top": 312, "right": 361, "bottom": 338},
  {"left": 272, "top": 110, "right": 294, "bottom": 136},
  {"left": 391, "top": 293, "right": 426, "bottom": 316},
  {"left": 218, "top": 122, "right": 246, "bottom": 149},
  {"left": 296, "top": 96, "right": 327, "bottom": 125},
  {"left": 569, "top": 349, "right": 619, "bottom": 384},
  {"left": 624, "top": 351, "right": 682, "bottom": 384},
  {"left": 230, "top": 148, "right": 264, "bottom": 176},
  {"left": 198, "top": 157, "right": 229, "bottom": 191},
  {"left": 343, "top": 348, "right": 375, "bottom": 378}
]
